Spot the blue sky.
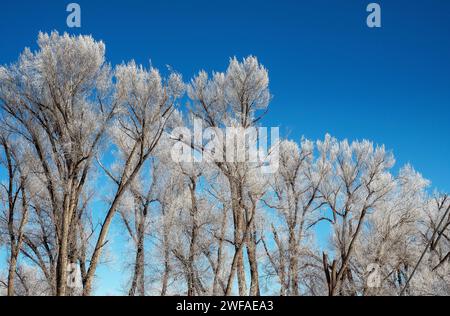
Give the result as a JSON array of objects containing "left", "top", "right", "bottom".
[{"left": 1, "top": 0, "right": 449, "bottom": 294}]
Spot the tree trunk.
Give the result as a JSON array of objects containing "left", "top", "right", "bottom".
[
  {"left": 161, "top": 216, "right": 171, "bottom": 296},
  {"left": 246, "top": 227, "right": 260, "bottom": 296},
  {"left": 212, "top": 207, "right": 227, "bottom": 295},
  {"left": 229, "top": 180, "right": 247, "bottom": 296},
  {"left": 288, "top": 227, "right": 299, "bottom": 296},
  {"left": 7, "top": 249, "right": 18, "bottom": 296},
  {"left": 129, "top": 230, "right": 145, "bottom": 296},
  {"left": 236, "top": 246, "right": 247, "bottom": 295},
  {"left": 187, "top": 181, "right": 199, "bottom": 296},
  {"left": 56, "top": 217, "right": 69, "bottom": 296},
  {"left": 56, "top": 193, "right": 76, "bottom": 296},
  {"left": 161, "top": 254, "right": 170, "bottom": 296}
]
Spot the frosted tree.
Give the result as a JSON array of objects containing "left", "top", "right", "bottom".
[
  {"left": 150, "top": 159, "right": 186, "bottom": 296},
  {"left": 262, "top": 138, "right": 326, "bottom": 296},
  {"left": 115, "top": 169, "right": 157, "bottom": 296},
  {"left": 168, "top": 163, "right": 215, "bottom": 295},
  {"left": 149, "top": 133, "right": 225, "bottom": 296},
  {"left": 351, "top": 165, "right": 429, "bottom": 295},
  {"left": 0, "top": 32, "right": 115, "bottom": 296},
  {"left": 82, "top": 61, "right": 184, "bottom": 295},
  {"left": 0, "top": 133, "right": 30, "bottom": 296},
  {"left": 185, "top": 56, "right": 272, "bottom": 296},
  {"left": 315, "top": 135, "right": 397, "bottom": 296},
  {"left": 401, "top": 194, "right": 450, "bottom": 295}
]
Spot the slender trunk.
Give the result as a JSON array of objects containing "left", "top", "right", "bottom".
[
  {"left": 129, "top": 231, "right": 145, "bottom": 296},
  {"left": 56, "top": 193, "right": 75, "bottom": 296},
  {"left": 3, "top": 142, "right": 28, "bottom": 296},
  {"left": 161, "top": 212, "right": 171, "bottom": 296},
  {"left": 56, "top": 220, "right": 69, "bottom": 296},
  {"left": 212, "top": 208, "right": 227, "bottom": 295},
  {"left": 279, "top": 249, "right": 286, "bottom": 296},
  {"left": 83, "top": 147, "right": 152, "bottom": 296},
  {"left": 138, "top": 248, "right": 145, "bottom": 296},
  {"left": 246, "top": 226, "right": 260, "bottom": 296},
  {"left": 7, "top": 250, "right": 18, "bottom": 296},
  {"left": 83, "top": 187, "right": 125, "bottom": 295},
  {"left": 290, "top": 257, "right": 299, "bottom": 296},
  {"left": 187, "top": 181, "right": 199, "bottom": 296},
  {"left": 229, "top": 180, "right": 247, "bottom": 296},
  {"left": 225, "top": 206, "right": 256, "bottom": 296},
  {"left": 225, "top": 243, "right": 245, "bottom": 296},
  {"left": 328, "top": 208, "right": 368, "bottom": 296},
  {"left": 236, "top": 246, "right": 247, "bottom": 295},
  {"left": 288, "top": 227, "right": 299, "bottom": 296},
  {"left": 161, "top": 253, "right": 170, "bottom": 296}
]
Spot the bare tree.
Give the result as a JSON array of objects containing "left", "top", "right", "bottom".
[
  {"left": 0, "top": 134, "right": 29, "bottom": 296},
  {"left": 0, "top": 32, "right": 116, "bottom": 295},
  {"left": 262, "top": 138, "right": 325, "bottom": 295},
  {"left": 82, "top": 61, "right": 184, "bottom": 295},
  {"left": 399, "top": 194, "right": 450, "bottom": 295},
  {"left": 186, "top": 56, "right": 271, "bottom": 296},
  {"left": 115, "top": 161, "right": 159, "bottom": 296},
  {"left": 315, "top": 135, "right": 397, "bottom": 296},
  {"left": 349, "top": 165, "right": 429, "bottom": 295}
]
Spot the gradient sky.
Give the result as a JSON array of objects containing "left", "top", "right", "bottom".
[{"left": 1, "top": 0, "right": 449, "bottom": 295}]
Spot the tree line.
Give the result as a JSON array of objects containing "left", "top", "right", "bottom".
[{"left": 0, "top": 32, "right": 448, "bottom": 296}]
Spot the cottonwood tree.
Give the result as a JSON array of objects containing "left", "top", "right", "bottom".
[
  {"left": 113, "top": 158, "right": 160, "bottom": 296},
  {"left": 191, "top": 166, "right": 234, "bottom": 296},
  {"left": 82, "top": 61, "right": 184, "bottom": 295},
  {"left": 351, "top": 165, "right": 429, "bottom": 295},
  {"left": 0, "top": 264, "right": 49, "bottom": 296},
  {"left": 262, "top": 138, "right": 327, "bottom": 296},
  {"left": 186, "top": 56, "right": 272, "bottom": 296},
  {"left": 172, "top": 163, "right": 205, "bottom": 295},
  {"left": 0, "top": 32, "right": 183, "bottom": 296},
  {"left": 424, "top": 195, "right": 450, "bottom": 293},
  {"left": 168, "top": 163, "right": 216, "bottom": 296},
  {"left": 0, "top": 133, "right": 30, "bottom": 296},
  {"left": 150, "top": 135, "right": 225, "bottom": 296},
  {"left": 0, "top": 32, "right": 115, "bottom": 296},
  {"left": 118, "top": 180, "right": 155, "bottom": 296},
  {"left": 316, "top": 135, "right": 397, "bottom": 296},
  {"left": 401, "top": 194, "right": 450, "bottom": 295},
  {"left": 18, "top": 174, "right": 62, "bottom": 295},
  {"left": 149, "top": 160, "right": 186, "bottom": 296}
]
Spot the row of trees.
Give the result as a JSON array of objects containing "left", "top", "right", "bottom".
[{"left": 0, "top": 32, "right": 449, "bottom": 296}]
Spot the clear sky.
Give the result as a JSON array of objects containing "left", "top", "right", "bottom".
[{"left": 1, "top": 0, "right": 449, "bottom": 295}]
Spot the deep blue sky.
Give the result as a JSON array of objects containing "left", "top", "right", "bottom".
[{"left": 1, "top": 0, "right": 449, "bottom": 294}]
